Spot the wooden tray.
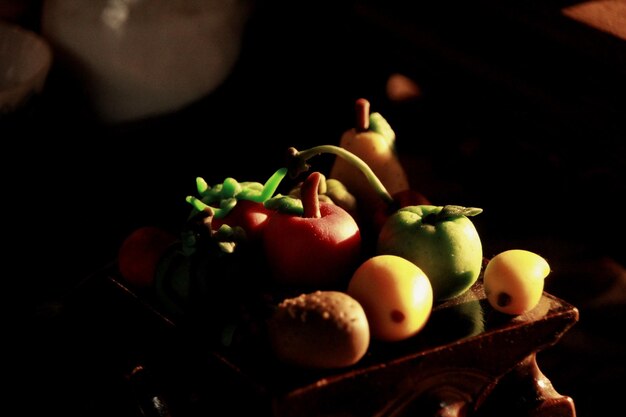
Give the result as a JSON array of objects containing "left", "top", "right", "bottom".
[{"left": 63, "top": 263, "right": 579, "bottom": 417}]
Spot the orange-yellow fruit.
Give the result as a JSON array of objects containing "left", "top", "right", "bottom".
[
  {"left": 484, "top": 249, "right": 550, "bottom": 315},
  {"left": 347, "top": 255, "right": 433, "bottom": 341}
]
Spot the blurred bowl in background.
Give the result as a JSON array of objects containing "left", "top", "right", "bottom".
[
  {"left": 0, "top": 20, "right": 53, "bottom": 115},
  {"left": 41, "top": 0, "right": 254, "bottom": 124}
]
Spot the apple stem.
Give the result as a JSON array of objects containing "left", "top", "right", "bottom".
[
  {"left": 301, "top": 172, "right": 322, "bottom": 218},
  {"left": 287, "top": 145, "right": 394, "bottom": 205},
  {"left": 355, "top": 98, "right": 370, "bottom": 132}
]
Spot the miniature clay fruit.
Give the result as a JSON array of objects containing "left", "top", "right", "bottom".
[
  {"left": 263, "top": 172, "right": 362, "bottom": 288},
  {"left": 377, "top": 205, "right": 483, "bottom": 302},
  {"left": 483, "top": 249, "right": 550, "bottom": 315},
  {"left": 347, "top": 255, "right": 433, "bottom": 342},
  {"left": 330, "top": 98, "right": 410, "bottom": 218},
  {"left": 118, "top": 226, "right": 177, "bottom": 288},
  {"left": 267, "top": 291, "right": 370, "bottom": 369}
]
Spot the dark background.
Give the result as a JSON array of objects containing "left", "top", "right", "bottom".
[{"left": 6, "top": 1, "right": 625, "bottom": 416}]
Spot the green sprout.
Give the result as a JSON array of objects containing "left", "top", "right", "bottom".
[{"left": 186, "top": 167, "right": 288, "bottom": 219}]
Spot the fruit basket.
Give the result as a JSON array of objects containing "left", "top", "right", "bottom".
[
  {"left": 90, "top": 98, "right": 580, "bottom": 417},
  {"left": 65, "top": 260, "right": 578, "bottom": 417}
]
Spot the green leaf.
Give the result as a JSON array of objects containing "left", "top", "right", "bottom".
[
  {"left": 369, "top": 112, "right": 396, "bottom": 146},
  {"left": 441, "top": 205, "right": 483, "bottom": 218},
  {"left": 264, "top": 195, "right": 304, "bottom": 216}
]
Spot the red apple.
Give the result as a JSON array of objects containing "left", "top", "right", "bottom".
[{"left": 263, "top": 172, "right": 362, "bottom": 288}]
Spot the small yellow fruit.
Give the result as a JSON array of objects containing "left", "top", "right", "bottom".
[
  {"left": 329, "top": 99, "right": 410, "bottom": 214},
  {"left": 347, "top": 255, "right": 433, "bottom": 342},
  {"left": 483, "top": 249, "right": 550, "bottom": 315}
]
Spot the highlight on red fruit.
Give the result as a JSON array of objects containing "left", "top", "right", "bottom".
[
  {"left": 211, "top": 199, "right": 272, "bottom": 241},
  {"left": 118, "top": 226, "right": 177, "bottom": 288}
]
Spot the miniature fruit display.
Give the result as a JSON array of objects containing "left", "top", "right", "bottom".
[
  {"left": 483, "top": 249, "right": 551, "bottom": 315},
  {"left": 115, "top": 98, "right": 560, "bottom": 372}
]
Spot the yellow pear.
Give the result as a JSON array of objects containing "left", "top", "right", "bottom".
[{"left": 329, "top": 98, "right": 410, "bottom": 219}]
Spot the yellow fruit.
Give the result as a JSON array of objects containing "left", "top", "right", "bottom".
[
  {"left": 483, "top": 249, "right": 550, "bottom": 315},
  {"left": 347, "top": 255, "right": 433, "bottom": 342},
  {"left": 329, "top": 99, "right": 410, "bottom": 213}
]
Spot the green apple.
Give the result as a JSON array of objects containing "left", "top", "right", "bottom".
[{"left": 376, "top": 205, "right": 483, "bottom": 301}]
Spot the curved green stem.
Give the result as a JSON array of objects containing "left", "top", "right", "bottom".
[{"left": 289, "top": 145, "right": 394, "bottom": 205}]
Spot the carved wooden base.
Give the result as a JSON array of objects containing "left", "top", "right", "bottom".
[
  {"left": 62, "top": 268, "right": 579, "bottom": 417},
  {"left": 476, "top": 354, "right": 576, "bottom": 417}
]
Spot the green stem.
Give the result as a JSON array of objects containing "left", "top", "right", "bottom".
[{"left": 289, "top": 145, "right": 394, "bottom": 205}]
